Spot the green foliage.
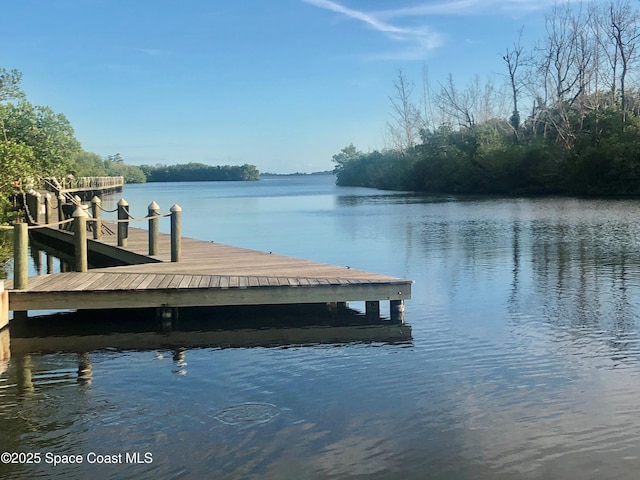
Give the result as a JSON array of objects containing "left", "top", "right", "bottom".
[
  {"left": 334, "top": 105, "right": 640, "bottom": 196},
  {"left": 0, "top": 139, "right": 35, "bottom": 222},
  {"left": 69, "top": 151, "right": 109, "bottom": 177},
  {"left": 1, "top": 102, "right": 81, "bottom": 176},
  {"left": 141, "top": 162, "right": 260, "bottom": 182},
  {"left": 104, "top": 154, "right": 146, "bottom": 183}
]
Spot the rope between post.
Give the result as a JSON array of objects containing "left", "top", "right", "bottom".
[
  {"left": 97, "top": 205, "right": 119, "bottom": 213},
  {"left": 27, "top": 218, "right": 74, "bottom": 229},
  {"left": 108, "top": 212, "right": 172, "bottom": 223}
]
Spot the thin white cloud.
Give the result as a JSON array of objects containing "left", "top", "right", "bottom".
[
  {"left": 305, "top": 0, "right": 613, "bottom": 61},
  {"left": 376, "top": 0, "right": 608, "bottom": 18},
  {"left": 303, "top": 0, "right": 445, "bottom": 60}
]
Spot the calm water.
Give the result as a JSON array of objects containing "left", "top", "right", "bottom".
[{"left": 3, "top": 175, "right": 640, "bottom": 479}]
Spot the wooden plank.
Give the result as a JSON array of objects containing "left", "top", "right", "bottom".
[
  {"left": 135, "top": 274, "right": 159, "bottom": 290},
  {"left": 117, "top": 273, "right": 148, "bottom": 291},
  {"left": 156, "top": 275, "right": 175, "bottom": 289},
  {"left": 179, "top": 275, "right": 193, "bottom": 289},
  {"left": 97, "top": 273, "right": 131, "bottom": 291},
  {"left": 147, "top": 275, "right": 166, "bottom": 289},
  {"left": 70, "top": 272, "right": 107, "bottom": 291},
  {"left": 168, "top": 275, "right": 185, "bottom": 289},
  {"left": 125, "top": 274, "right": 149, "bottom": 291}
]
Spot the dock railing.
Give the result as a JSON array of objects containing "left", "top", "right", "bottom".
[
  {"left": 2, "top": 192, "right": 182, "bottom": 290},
  {"left": 44, "top": 176, "right": 124, "bottom": 195}
]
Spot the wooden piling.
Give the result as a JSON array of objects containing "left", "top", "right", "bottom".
[
  {"left": 148, "top": 201, "right": 159, "bottom": 256},
  {"left": 44, "top": 193, "right": 52, "bottom": 224},
  {"left": 390, "top": 300, "right": 405, "bottom": 324},
  {"left": 365, "top": 300, "right": 380, "bottom": 319},
  {"left": 91, "top": 196, "right": 102, "bottom": 240},
  {"left": 170, "top": 204, "right": 182, "bottom": 262},
  {"left": 13, "top": 222, "right": 28, "bottom": 290},
  {"left": 117, "top": 198, "right": 129, "bottom": 247},
  {"left": 73, "top": 207, "right": 88, "bottom": 273}
]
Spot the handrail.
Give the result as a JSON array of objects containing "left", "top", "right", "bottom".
[{"left": 8, "top": 197, "right": 183, "bottom": 289}]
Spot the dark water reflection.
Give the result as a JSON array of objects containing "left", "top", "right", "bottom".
[{"left": 4, "top": 176, "right": 640, "bottom": 478}]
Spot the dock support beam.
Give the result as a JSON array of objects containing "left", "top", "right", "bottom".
[
  {"left": 171, "top": 204, "right": 182, "bottom": 262},
  {"left": 91, "top": 196, "right": 102, "bottom": 240},
  {"left": 148, "top": 201, "right": 159, "bottom": 256},
  {"left": 73, "top": 207, "right": 88, "bottom": 272},
  {"left": 117, "top": 198, "right": 129, "bottom": 247},
  {"left": 365, "top": 300, "right": 380, "bottom": 319},
  {"left": 390, "top": 300, "right": 405, "bottom": 324},
  {"left": 157, "top": 307, "right": 179, "bottom": 331}
]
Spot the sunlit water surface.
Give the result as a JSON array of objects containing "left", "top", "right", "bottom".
[{"left": 2, "top": 175, "right": 640, "bottom": 479}]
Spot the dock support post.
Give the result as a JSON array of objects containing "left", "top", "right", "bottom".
[
  {"left": 170, "top": 204, "right": 182, "bottom": 262},
  {"left": 117, "top": 198, "right": 129, "bottom": 247},
  {"left": 58, "top": 194, "right": 65, "bottom": 229},
  {"left": 157, "top": 307, "right": 179, "bottom": 331},
  {"left": 91, "top": 196, "right": 102, "bottom": 240},
  {"left": 390, "top": 300, "right": 405, "bottom": 324},
  {"left": 46, "top": 253, "right": 54, "bottom": 274},
  {"left": 73, "top": 207, "right": 88, "bottom": 272},
  {"left": 148, "top": 201, "right": 159, "bottom": 256},
  {"left": 35, "top": 192, "right": 41, "bottom": 224},
  {"left": 13, "top": 222, "right": 28, "bottom": 290},
  {"left": 365, "top": 301, "right": 380, "bottom": 319},
  {"left": 0, "top": 282, "right": 8, "bottom": 331},
  {"left": 44, "top": 193, "right": 52, "bottom": 225}
]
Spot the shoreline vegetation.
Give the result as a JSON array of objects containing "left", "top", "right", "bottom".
[
  {"left": 332, "top": 1, "right": 640, "bottom": 197},
  {"left": 0, "top": 68, "right": 260, "bottom": 226},
  {"left": 140, "top": 163, "right": 259, "bottom": 182}
]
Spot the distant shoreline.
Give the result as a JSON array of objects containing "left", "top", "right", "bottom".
[{"left": 260, "top": 171, "right": 334, "bottom": 177}]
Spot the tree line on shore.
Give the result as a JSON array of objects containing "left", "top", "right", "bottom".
[
  {"left": 0, "top": 70, "right": 259, "bottom": 225},
  {"left": 334, "top": 1, "right": 640, "bottom": 196},
  {"left": 140, "top": 163, "right": 259, "bottom": 182}
]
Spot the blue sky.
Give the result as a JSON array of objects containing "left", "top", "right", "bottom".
[{"left": 0, "top": 0, "right": 603, "bottom": 173}]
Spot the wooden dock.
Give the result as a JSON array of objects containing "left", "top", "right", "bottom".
[{"left": 3, "top": 196, "right": 412, "bottom": 324}]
